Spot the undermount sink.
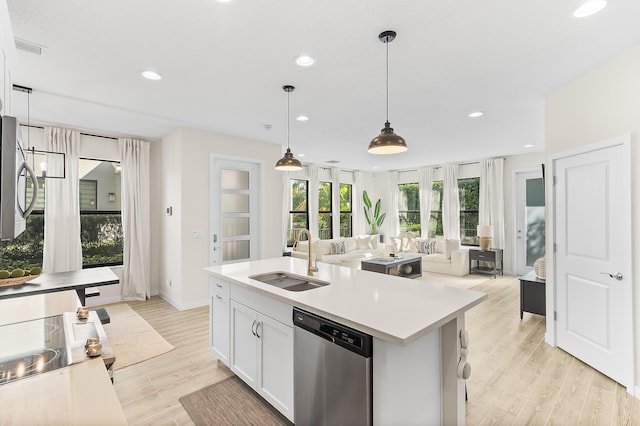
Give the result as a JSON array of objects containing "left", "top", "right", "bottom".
[{"left": 249, "top": 272, "right": 330, "bottom": 292}]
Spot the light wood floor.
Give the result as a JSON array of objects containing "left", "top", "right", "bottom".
[{"left": 113, "top": 275, "right": 640, "bottom": 425}]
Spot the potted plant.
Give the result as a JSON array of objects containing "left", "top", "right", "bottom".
[{"left": 363, "top": 190, "right": 386, "bottom": 235}]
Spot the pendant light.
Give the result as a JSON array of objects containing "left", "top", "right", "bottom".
[
  {"left": 368, "top": 30, "right": 408, "bottom": 155},
  {"left": 275, "top": 85, "right": 303, "bottom": 171}
]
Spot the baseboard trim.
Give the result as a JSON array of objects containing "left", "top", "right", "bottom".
[{"left": 159, "top": 291, "right": 208, "bottom": 311}]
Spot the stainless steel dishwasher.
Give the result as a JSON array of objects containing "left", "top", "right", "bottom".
[{"left": 293, "top": 308, "right": 373, "bottom": 425}]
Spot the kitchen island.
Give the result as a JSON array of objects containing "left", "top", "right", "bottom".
[{"left": 205, "top": 257, "right": 487, "bottom": 425}]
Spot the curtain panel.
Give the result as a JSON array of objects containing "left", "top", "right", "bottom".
[
  {"left": 331, "top": 167, "right": 341, "bottom": 238},
  {"left": 42, "top": 127, "right": 82, "bottom": 273},
  {"left": 387, "top": 171, "right": 400, "bottom": 238},
  {"left": 353, "top": 171, "right": 365, "bottom": 236},
  {"left": 479, "top": 158, "right": 505, "bottom": 249},
  {"left": 308, "top": 164, "right": 319, "bottom": 237},
  {"left": 119, "top": 138, "right": 151, "bottom": 300},
  {"left": 418, "top": 167, "right": 434, "bottom": 239},
  {"left": 281, "top": 171, "right": 291, "bottom": 251},
  {"left": 442, "top": 164, "right": 460, "bottom": 240}
]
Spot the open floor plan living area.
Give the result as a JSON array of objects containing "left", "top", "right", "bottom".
[{"left": 2, "top": 0, "right": 640, "bottom": 425}]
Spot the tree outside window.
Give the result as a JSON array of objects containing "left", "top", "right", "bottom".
[
  {"left": 430, "top": 181, "right": 443, "bottom": 237},
  {"left": 339, "top": 183, "right": 352, "bottom": 237},
  {"left": 288, "top": 179, "right": 308, "bottom": 246},
  {"left": 318, "top": 182, "right": 332, "bottom": 239},
  {"left": 398, "top": 183, "right": 420, "bottom": 236},
  {"left": 459, "top": 177, "right": 479, "bottom": 245}
]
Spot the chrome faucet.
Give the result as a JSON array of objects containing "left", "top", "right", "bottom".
[{"left": 295, "top": 229, "right": 318, "bottom": 276}]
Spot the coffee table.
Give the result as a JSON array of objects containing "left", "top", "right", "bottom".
[{"left": 361, "top": 254, "right": 422, "bottom": 279}]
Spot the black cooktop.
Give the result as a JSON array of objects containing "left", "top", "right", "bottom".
[{"left": 0, "top": 315, "right": 69, "bottom": 385}]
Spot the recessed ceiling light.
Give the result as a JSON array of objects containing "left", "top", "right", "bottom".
[
  {"left": 573, "top": 0, "right": 607, "bottom": 18},
  {"left": 468, "top": 111, "right": 484, "bottom": 118},
  {"left": 524, "top": 144, "right": 535, "bottom": 148},
  {"left": 141, "top": 70, "right": 162, "bottom": 80},
  {"left": 217, "top": 0, "right": 233, "bottom": 3},
  {"left": 372, "top": 166, "right": 379, "bottom": 170},
  {"left": 296, "top": 115, "right": 309, "bottom": 122},
  {"left": 298, "top": 153, "right": 305, "bottom": 157},
  {"left": 295, "top": 55, "right": 315, "bottom": 67}
]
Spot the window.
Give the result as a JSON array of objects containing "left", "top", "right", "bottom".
[
  {"left": 288, "top": 179, "right": 308, "bottom": 246},
  {"left": 459, "top": 177, "right": 479, "bottom": 245},
  {"left": 0, "top": 158, "right": 123, "bottom": 272},
  {"left": 79, "top": 159, "right": 123, "bottom": 267},
  {"left": 398, "top": 183, "right": 420, "bottom": 236},
  {"left": 318, "top": 182, "right": 332, "bottom": 239},
  {"left": 339, "top": 183, "right": 352, "bottom": 237},
  {"left": 429, "top": 180, "right": 443, "bottom": 237},
  {"left": 427, "top": 178, "right": 479, "bottom": 244}
]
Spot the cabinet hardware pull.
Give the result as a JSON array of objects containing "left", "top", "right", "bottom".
[
  {"left": 256, "top": 322, "right": 262, "bottom": 338},
  {"left": 251, "top": 320, "right": 257, "bottom": 336},
  {"left": 216, "top": 283, "right": 223, "bottom": 288},
  {"left": 215, "top": 294, "right": 222, "bottom": 299}
]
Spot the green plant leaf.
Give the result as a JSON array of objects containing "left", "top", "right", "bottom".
[
  {"left": 363, "top": 206, "right": 372, "bottom": 225},
  {"left": 363, "top": 191, "right": 372, "bottom": 209},
  {"left": 374, "top": 199, "right": 381, "bottom": 218},
  {"left": 376, "top": 212, "right": 386, "bottom": 227}
]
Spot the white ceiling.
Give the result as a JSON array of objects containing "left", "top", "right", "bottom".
[{"left": 6, "top": 0, "right": 640, "bottom": 171}]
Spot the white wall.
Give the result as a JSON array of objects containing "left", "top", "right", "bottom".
[
  {"left": 545, "top": 45, "right": 640, "bottom": 387},
  {"left": 157, "top": 127, "right": 283, "bottom": 310}
]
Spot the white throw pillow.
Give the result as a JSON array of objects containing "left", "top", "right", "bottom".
[
  {"left": 370, "top": 234, "right": 380, "bottom": 249},
  {"left": 390, "top": 237, "right": 402, "bottom": 253},
  {"left": 329, "top": 241, "right": 346, "bottom": 255},
  {"left": 344, "top": 237, "right": 357, "bottom": 252},
  {"left": 356, "top": 235, "right": 372, "bottom": 250}
]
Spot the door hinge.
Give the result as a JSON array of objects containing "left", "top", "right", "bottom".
[
  {"left": 553, "top": 243, "right": 557, "bottom": 253},
  {"left": 553, "top": 175, "right": 557, "bottom": 185},
  {"left": 554, "top": 311, "right": 557, "bottom": 321}
]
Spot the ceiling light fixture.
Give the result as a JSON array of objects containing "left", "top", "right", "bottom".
[
  {"left": 368, "top": 30, "right": 407, "bottom": 155},
  {"left": 524, "top": 144, "right": 535, "bottom": 148},
  {"left": 141, "top": 70, "right": 162, "bottom": 80},
  {"left": 573, "top": 0, "right": 607, "bottom": 18},
  {"left": 275, "top": 85, "right": 303, "bottom": 171},
  {"left": 295, "top": 55, "right": 315, "bottom": 67},
  {"left": 468, "top": 111, "right": 484, "bottom": 118},
  {"left": 296, "top": 115, "right": 309, "bottom": 122}
]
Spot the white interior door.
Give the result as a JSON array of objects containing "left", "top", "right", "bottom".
[
  {"left": 210, "top": 158, "right": 261, "bottom": 265},
  {"left": 514, "top": 170, "right": 545, "bottom": 275},
  {"left": 554, "top": 136, "right": 633, "bottom": 389}
]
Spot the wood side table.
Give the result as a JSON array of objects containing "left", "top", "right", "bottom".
[
  {"left": 468, "top": 248, "right": 503, "bottom": 278},
  {"left": 519, "top": 271, "right": 546, "bottom": 319}
]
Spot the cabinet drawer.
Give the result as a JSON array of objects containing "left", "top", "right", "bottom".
[
  {"left": 210, "top": 277, "right": 231, "bottom": 297},
  {"left": 474, "top": 252, "right": 494, "bottom": 261}
]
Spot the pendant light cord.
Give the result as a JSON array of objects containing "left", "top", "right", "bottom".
[
  {"left": 386, "top": 37, "right": 389, "bottom": 122},
  {"left": 287, "top": 90, "right": 291, "bottom": 149}
]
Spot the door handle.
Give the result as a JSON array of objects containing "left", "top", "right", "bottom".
[{"left": 600, "top": 272, "right": 623, "bottom": 281}]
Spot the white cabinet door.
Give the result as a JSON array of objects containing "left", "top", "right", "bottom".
[
  {"left": 211, "top": 292, "right": 229, "bottom": 364},
  {"left": 230, "top": 300, "right": 258, "bottom": 387},
  {"left": 257, "top": 313, "right": 294, "bottom": 421}
]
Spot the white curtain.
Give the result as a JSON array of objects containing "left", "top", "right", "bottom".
[
  {"left": 331, "top": 167, "right": 341, "bottom": 238},
  {"left": 281, "top": 171, "right": 291, "bottom": 250},
  {"left": 480, "top": 158, "right": 505, "bottom": 249},
  {"left": 119, "top": 138, "right": 151, "bottom": 300},
  {"left": 387, "top": 171, "right": 400, "bottom": 238},
  {"left": 308, "top": 164, "right": 319, "bottom": 237},
  {"left": 442, "top": 163, "right": 460, "bottom": 240},
  {"left": 42, "top": 127, "right": 82, "bottom": 273},
  {"left": 353, "top": 171, "right": 365, "bottom": 236},
  {"left": 418, "top": 167, "right": 433, "bottom": 239}
]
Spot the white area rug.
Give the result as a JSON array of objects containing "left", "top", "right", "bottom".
[{"left": 101, "top": 303, "right": 175, "bottom": 370}]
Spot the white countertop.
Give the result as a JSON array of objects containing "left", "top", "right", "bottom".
[
  {"left": 205, "top": 257, "right": 487, "bottom": 346},
  {"left": 0, "top": 358, "right": 127, "bottom": 426}
]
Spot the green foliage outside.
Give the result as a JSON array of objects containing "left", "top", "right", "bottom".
[{"left": 0, "top": 213, "right": 123, "bottom": 271}]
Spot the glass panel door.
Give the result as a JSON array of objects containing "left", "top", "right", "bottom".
[{"left": 211, "top": 159, "right": 260, "bottom": 265}]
